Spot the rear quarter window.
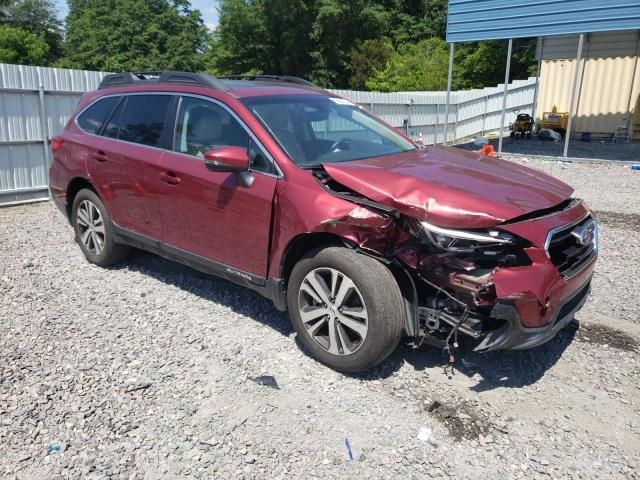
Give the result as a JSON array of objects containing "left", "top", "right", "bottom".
[
  {"left": 76, "top": 96, "right": 120, "bottom": 134},
  {"left": 118, "top": 95, "right": 172, "bottom": 147}
]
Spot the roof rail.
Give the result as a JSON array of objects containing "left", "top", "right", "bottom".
[
  {"left": 218, "top": 75, "right": 319, "bottom": 88},
  {"left": 98, "top": 71, "right": 231, "bottom": 91}
]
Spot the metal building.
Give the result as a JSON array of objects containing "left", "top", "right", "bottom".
[{"left": 445, "top": 0, "right": 640, "bottom": 156}]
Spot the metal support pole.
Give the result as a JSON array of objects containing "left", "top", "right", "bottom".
[
  {"left": 38, "top": 84, "right": 52, "bottom": 199},
  {"left": 574, "top": 35, "right": 589, "bottom": 134},
  {"left": 564, "top": 33, "right": 585, "bottom": 158},
  {"left": 442, "top": 42, "right": 455, "bottom": 144},
  {"left": 624, "top": 32, "right": 640, "bottom": 142},
  {"left": 407, "top": 99, "right": 413, "bottom": 139},
  {"left": 531, "top": 37, "right": 543, "bottom": 124},
  {"left": 481, "top": 94, "right": 489, "bottom": 137},
  {"left": 453, "top": 106, "right": 459, "bottom": 144},
  {"left": 498, "top": 39, "right": 513, "bottom": 154},
  {"left": 434, "top": 104, "right": 440, "bottom": 145}
]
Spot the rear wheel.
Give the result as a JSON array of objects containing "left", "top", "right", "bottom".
[
  {"left": 71, "top": 189, "right": 129, "bottom": 266},
  {"left": 287, "top": 247, "right": 404, "bottom": 373}
]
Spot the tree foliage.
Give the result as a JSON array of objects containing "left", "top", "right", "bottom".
[
  {"left": 0, "top": 0, "right": 62, "bottom": 64},
  {"left": 366, "top": 38, "right": 450, "bottom": 92},
  {"left": 0, "top": 0, "right": 537, "bottom": 93},
  {"left": 0, "top": 24, "right": 49, "bottom": 64},
  {"left": 63, "top": 0, "right": 209, "bottom": 71},
  {"left": 208, "top": 0, "right": 536, "bottom": 91},
  {"left": 349, "top": 39, "right": 395, "bottom": 90}
]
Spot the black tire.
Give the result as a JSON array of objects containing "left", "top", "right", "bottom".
[
  {"left": 287, "top": 247, "right": 404, "bottom": 373},
  {"left": 71, "top": 188, "right": 129, "bottom": 266}
]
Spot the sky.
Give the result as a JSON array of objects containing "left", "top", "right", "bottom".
[{"left": 53, "top": 0, "right": 220, "bottom": 30}]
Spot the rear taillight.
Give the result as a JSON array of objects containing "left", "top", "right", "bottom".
[{"left": 51, "top": 137, "right": 64, "bottom": 152}]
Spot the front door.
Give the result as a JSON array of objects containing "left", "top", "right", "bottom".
[{"left": 157, "top": 95, "right": 278, "bottom": 280}]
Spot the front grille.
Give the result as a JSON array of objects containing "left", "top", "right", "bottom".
[{"left": 546, "top": 216, "right": 598, "bottom": 278}]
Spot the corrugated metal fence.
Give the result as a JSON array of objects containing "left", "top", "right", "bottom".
[
  {"left": 333, "top": 77, "right": 535, "bottom": 144},
  {"left": 0, "top": 63, "right": 536, "bottom": 206},
  {"left": 0, "top": 64, "right": 108, "bottom": 204}
]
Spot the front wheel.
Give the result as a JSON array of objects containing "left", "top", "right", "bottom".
[{"left": 287, "top": 247, "right": 404, "bottom": 373}]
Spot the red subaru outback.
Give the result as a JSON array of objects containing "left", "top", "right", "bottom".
[{"left": 49, "top": 72, "right": 598, "bottom": 372}]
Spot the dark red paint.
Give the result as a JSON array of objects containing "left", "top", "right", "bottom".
[{"left": 323, "top": 146, "right": 574, "bottom": 229}]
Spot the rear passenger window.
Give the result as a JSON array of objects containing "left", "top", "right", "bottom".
[
  {"left": 119, "top": 95, "right": 172, "bottom": 147},
  {"left": 77, "top": 97, "right": 119, "bottom": 134},
  {"left": 103, "top": 98, "right": 126, "bottom": 139}
]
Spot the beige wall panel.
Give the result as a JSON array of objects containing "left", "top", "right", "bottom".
[{"left": 537, "top": 57, "right": 640, "bottom": 136}]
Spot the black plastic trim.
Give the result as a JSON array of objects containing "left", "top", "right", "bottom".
[
  {"left": 98, "top": 71, "right": 231, "bottom": 92},
  {"left": 474, "top": 278, "right": 592, "bottom": 352},
  {"left": 110, "top": 223, "right": 289, "bottom": 306},
  {"left": 219, "top": 75, "right": 318, "bottom": 89}
]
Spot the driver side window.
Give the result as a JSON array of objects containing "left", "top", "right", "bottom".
[{"left": 173, "top": 96, "right": 275, "bottom": 174}]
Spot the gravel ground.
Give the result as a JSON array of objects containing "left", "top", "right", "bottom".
[
  {"left": 1, "top": 160, "right": 639, "bottom": 479},
  {"left": 459, "top": 138, "right": 640, "bottom": 161}
]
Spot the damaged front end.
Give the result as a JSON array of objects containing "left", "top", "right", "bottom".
[{"left": 314, "top": 167, "right": 598, "bottom": 355}]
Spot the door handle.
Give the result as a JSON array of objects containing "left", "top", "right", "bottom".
[
  {"left": 160, "top": 171, "right": 181, "bottom": 185},
  {"left": 92, "top": 151, "right": 108, "bottom": 162}
]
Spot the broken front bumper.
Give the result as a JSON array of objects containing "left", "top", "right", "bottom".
[
  {"left": 475, "top": 276, "right": 592, "bottom": 352},
  {"left": 412, "top": 204, "right": 598, "bottom": 352}
]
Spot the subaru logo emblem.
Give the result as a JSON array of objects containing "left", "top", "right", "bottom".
[{"left": 571, "top": 220, "right": 596, "bottom": 247}]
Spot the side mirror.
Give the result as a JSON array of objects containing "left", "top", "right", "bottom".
[{"left": 203, "top": 146, "right": 253, "bottom": 188}]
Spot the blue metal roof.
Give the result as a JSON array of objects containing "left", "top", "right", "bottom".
[{"left": 446, "top": 0, "right": 640, "bottom": 42}]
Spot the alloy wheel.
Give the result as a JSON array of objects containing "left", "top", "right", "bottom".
[
  {"left": 76, "top": 199, "right": 105, "bottom": 255},
  {"left": 298, "top": 267, "right": 369, "bottom": 356}
]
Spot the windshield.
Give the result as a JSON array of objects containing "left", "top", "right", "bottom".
[{"left": 242, "top": 95, "right": 415, "bottom": 167}]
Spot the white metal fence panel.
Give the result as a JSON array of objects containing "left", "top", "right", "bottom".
[
  {"left": 0, "top": 64, "right": 110, "bottom": 204},
  {"left": 0, "top": 63, "right": 536, "bottom": 205}
]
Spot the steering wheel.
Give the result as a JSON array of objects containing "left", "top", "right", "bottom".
[{"left": 329, "top": 138, "right": 351, "bottom": 153}]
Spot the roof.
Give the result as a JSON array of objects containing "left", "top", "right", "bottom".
[
  {"left": 96, "top": 72, "right": 328, "bottom": 98},
  {"left": 446, "top": 0, "right": 640, "bottom": 43},
  {"left": 221, "top": 80, "right": 329, "bottom": 98}
]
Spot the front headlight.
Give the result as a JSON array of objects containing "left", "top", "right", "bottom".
[{"left": 418, "top": 220, "right": 517, "bottom": 252}]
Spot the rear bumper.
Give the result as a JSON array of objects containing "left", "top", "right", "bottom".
[
  {"left": 474, "top": 276, "right": 592, "bottom": 352},
  {"left": 52, "top": 194, "right": 69, "bottom": 220}
]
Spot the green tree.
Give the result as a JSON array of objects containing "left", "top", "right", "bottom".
[
  {"left": 308, "top": 0, "right": 389, "bottom": 87},
  {"left": 0, "top": 0, "right": 62, "bottom": 64},
  {"left": 453, "top": 39, "right": 537, "bottom": 90},
  {"left": 0, "top": 24, "right": 49, "bottom": 64},
  {"left": 385, "top": 0, "right": 448, "bottom": 44},
  {"left": 63, "top": 0, "right": 208, "bottom": 71},
  {"left": 207, "top": 0, "right": 537, "bottom": 91},
  {"left": 349, "top": 38, "right": 394, "bottom": 90},
  {"left": 205, "top": 0, "right": 270, "bottom": 75},
  {"left": 366, "top": 37, "right": 449, "bottom": 92}
]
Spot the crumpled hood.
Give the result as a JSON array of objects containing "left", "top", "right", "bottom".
[{"left": 322, "top": 146, "right": 574, "bottom": 228}]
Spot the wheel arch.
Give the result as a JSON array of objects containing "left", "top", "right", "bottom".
[
  {"left": 278, "top": 232, "right": 418, "bottom": 337},
  {"left": 280, "top": 232, "right": 352, "bottom": 285},
  {"left": 65, "top": 177, "right": 98, "bottom": 220}
]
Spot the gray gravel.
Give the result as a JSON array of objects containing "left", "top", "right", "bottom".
[
  {"left": 504, "top": 156, "right": 640, "bottom": 215},
  {"left": 1, "top": 161, "right": 639, "bottom": 479}
]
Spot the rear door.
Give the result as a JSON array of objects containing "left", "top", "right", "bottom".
[
  {"left": 86, "top": 94, "right": 174, "bottom": 240},
  {"left": 157, "top": 95, "right": 279, "bottom": 280}
]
